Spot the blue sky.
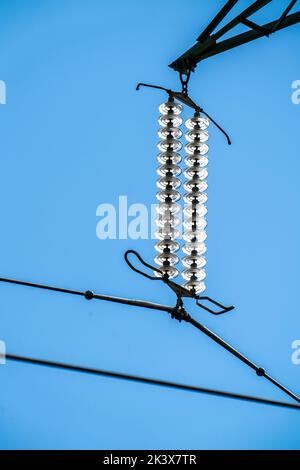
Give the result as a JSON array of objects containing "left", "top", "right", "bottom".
[{"left": 0, "top": 0, "right": 300, "bottom": 449}]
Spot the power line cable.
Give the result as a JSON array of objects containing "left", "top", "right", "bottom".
[
  {"left": 5, "top": 353, "right": 300, "bottom": 411},
  {"left": 0, "top": 276, "right": 173, "bottom": 313},
  {"left": 1, "top": 273, "right": 299, "bottom": 407}
]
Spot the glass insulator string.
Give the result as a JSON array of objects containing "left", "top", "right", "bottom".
[
  {"left": 182, "top": 111, "right": 210, "bottom": 294},
  {"left": 155, "top": 97, "right": 183, "bottom": 279},
  {"left": 154, "top": 99, "right": 210, "bottom": 294}
]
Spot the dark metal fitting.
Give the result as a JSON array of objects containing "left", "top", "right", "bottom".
[
  {"left": 84, "top": 290, "right": 94, "bottom": 300},
  {"left": 171, "top": 306, "right": 190, "bottom": 323},
  {"left": 256, "top": 368, "right": 266, "bottom": 377},
  {"left": 179, "top": 70, "right": 192, "bottom": 95}
]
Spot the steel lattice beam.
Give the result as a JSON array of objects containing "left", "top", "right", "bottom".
[{"left": 170, "top": 10, "right": 300, "bottom": 73}]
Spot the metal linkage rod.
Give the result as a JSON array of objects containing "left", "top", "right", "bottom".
[
  {"left": 185, "top": 315, "right": 300, "bottom": 404},
  {"left": 271, "top": 0, "right": 298, "bottom": 33},
  {"left": 0, "top": 276, "right": 173, "bottom": 314},
  {"left": 209, "top": 0, "right": 272, "bottom": 43},
  {"left": 197, "top": 0, "right": 239, "bottom": 43},
  {"left": 5, "top": 353, "right": 300, "bottom": 411},
  {"left": 170, "top": 10, "right": 300, "bottom": 72},
  {"left": 198, "top": 11, "right": 300, "bottom": 62}
]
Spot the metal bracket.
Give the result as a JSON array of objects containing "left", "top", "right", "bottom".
[
  {"left": 124, "top": 250, "right": 235, "bottom": 316},
  {"left": 136, "top": 82, "right": 232, "bottom": 145}
]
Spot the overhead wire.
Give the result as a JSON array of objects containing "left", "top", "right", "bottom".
[
  {"left": 4, "top": 353, "right": 300, "bottom": 411},
  {"left": 0, "top": 273, "right": 300, "bottom": 406}
]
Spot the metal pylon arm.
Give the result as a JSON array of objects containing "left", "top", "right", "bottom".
[{"left": 170, "top": 1, "right": 300, "bottom": 73}]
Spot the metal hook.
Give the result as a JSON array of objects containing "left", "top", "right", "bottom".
[
  {"left": 124, "top": 250, "right": 196, "bottom": 298},
  {"left": 124, "top": 250, "right": 163, "bottom": 281}
]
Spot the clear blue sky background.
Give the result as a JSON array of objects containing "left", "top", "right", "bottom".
[{"left": 0, "top": 0, "right": 300, "bottom": 450}]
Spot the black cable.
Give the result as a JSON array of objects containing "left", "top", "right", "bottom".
[
  {"left": 0, "top": 276, "right": 173, "bottom": 314},
  {"left": 186, "top": 316, "right": 300, "bottom": 404},
  {"left": 5, "top": 353, "right": 300, "bottom": 411},
  {"left": 0, "top": 276, "right": 83, "bottom": 296},
  {"left": 1, "top": 274, "right": 299, "bottom": 405}
]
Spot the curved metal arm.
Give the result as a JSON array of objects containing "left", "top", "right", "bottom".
[
  {"left": 136, "top": 82, "right": 232, "bottom": 145},
  {"left": 124, "top": 250, "right": 234, "bottom": 315},
  {"left": 124, "top": 249, "right": 163, "bottom": 281},
  {"left": 136, "top": 83, "right": 172, "bottom": 95}
]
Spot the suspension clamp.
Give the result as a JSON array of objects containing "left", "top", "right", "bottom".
[{"left": 170, "top": 297, "right": 190, "bottom": 322}]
